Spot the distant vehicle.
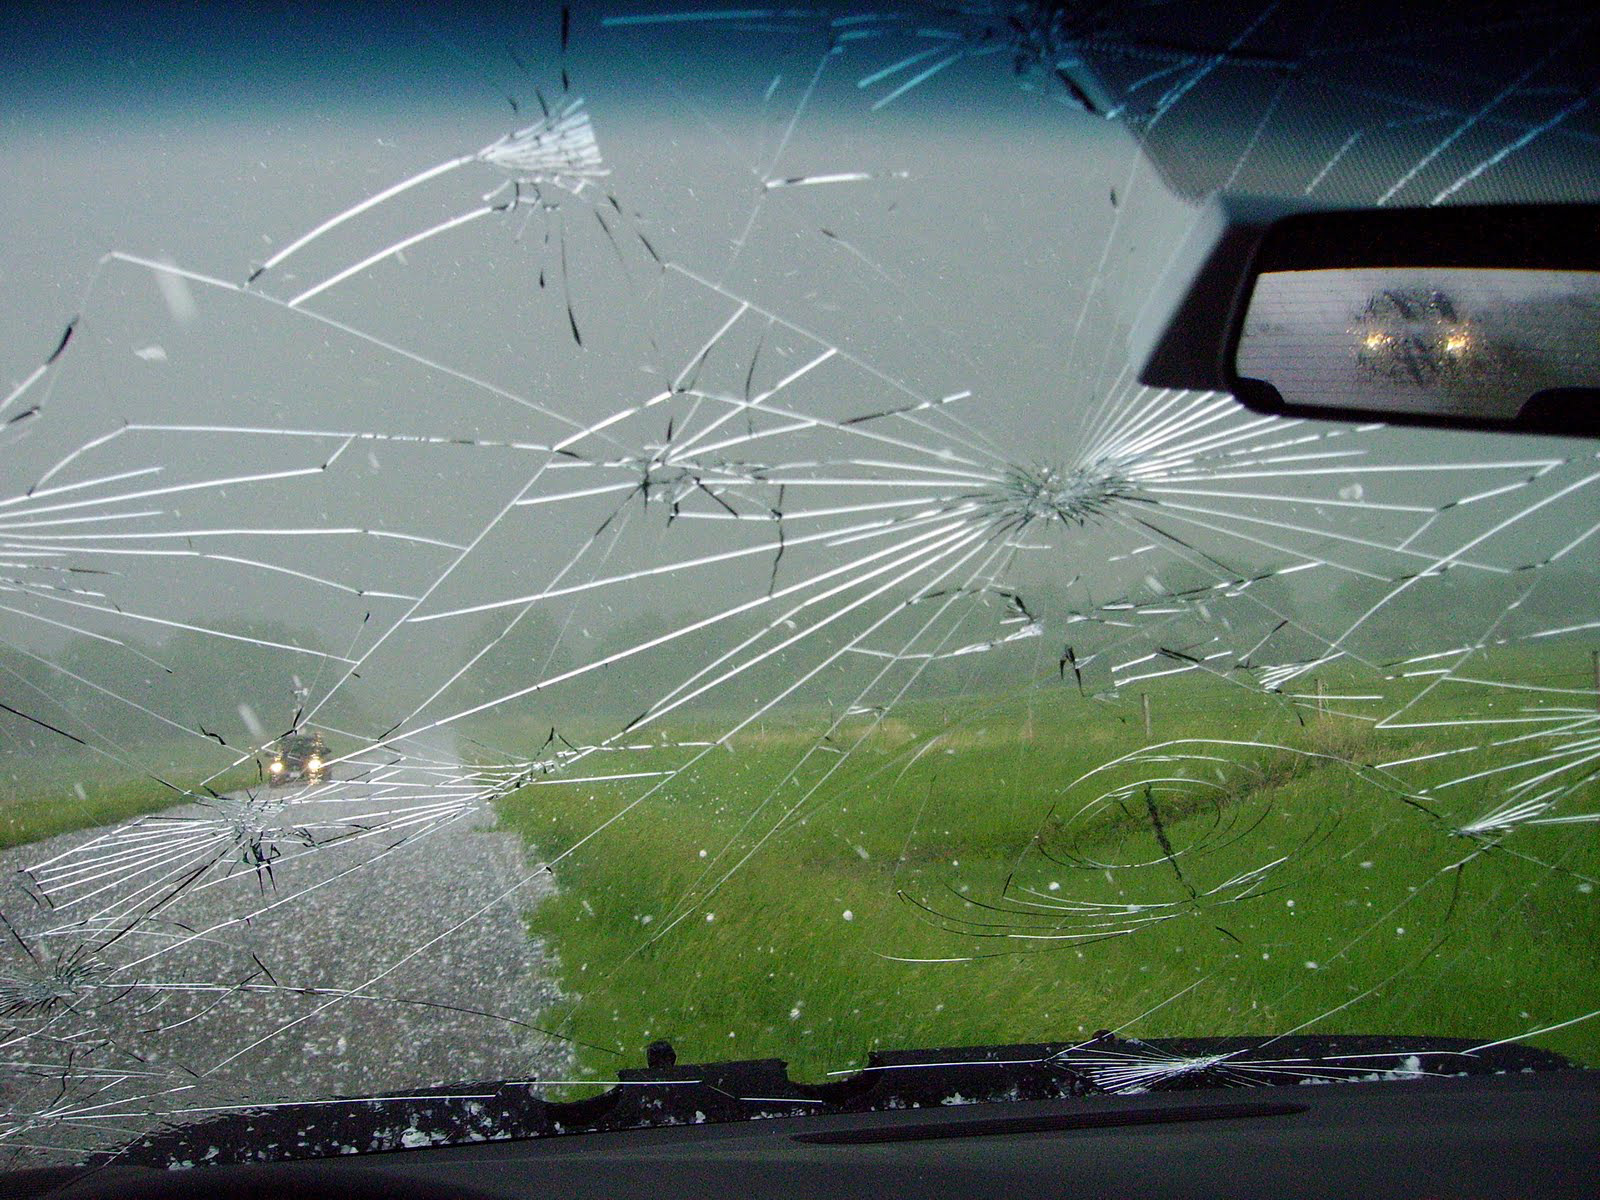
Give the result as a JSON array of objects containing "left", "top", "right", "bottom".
[{"left": 266, "top": 731, "right": 331, "bottom": 787}]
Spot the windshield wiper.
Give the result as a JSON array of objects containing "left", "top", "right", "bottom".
[{"left": 107, "top": 1034, "right": 1576, "bottom": 1168}]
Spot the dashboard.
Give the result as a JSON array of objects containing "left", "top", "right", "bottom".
[{"left": 32, "top": 1068, "right": 1600, "bottom": 1200}]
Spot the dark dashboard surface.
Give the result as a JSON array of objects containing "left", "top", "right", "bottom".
[{"left": 34, "top": 1069, "right": 1600, "bottom": 1200}]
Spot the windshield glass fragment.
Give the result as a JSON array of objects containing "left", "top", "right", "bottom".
[{"left": 1, "top": 0, "right": 1597, "bottom": 1170}]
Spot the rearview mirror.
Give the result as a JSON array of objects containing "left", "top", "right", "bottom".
[{"left": 1134, "top": 202, "right": 1600, "bottom": 436}]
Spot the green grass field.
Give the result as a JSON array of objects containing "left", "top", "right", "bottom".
[
  {"left": 496, "top": 651, "right": 1600, "bottom": 1083},
  {"left": 0, "top": 746, "right": 268, "bottom": 851},
  {"left": 7, "top": 646, "right": 1592, "bottom": 1086}
]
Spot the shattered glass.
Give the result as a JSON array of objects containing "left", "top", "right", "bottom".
[{"left": 1, "top": 0, "right": 1597, "bottom": 1169}]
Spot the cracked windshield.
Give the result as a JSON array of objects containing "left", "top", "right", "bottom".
[{"left": 2, "top": 0, "right": 1597, "bottom": 1169}]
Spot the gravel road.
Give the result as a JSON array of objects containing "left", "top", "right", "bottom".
[{"left": 0, "top": 771, "right": 572, "bottom": 1144}]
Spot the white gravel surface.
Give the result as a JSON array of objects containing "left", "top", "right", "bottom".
[{"left": 0, "top": 775, "right": 571, "bottom": 1136}]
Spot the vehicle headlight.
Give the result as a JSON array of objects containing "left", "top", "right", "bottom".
[
  {"left": 306, "top": 756, "right": 322, "bottom": 772},
  {"left": 269, "top": 761, "right": 284, "bottom": 773}
]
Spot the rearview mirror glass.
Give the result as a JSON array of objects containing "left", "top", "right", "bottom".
[{"left": 1234, "top": 266, "right": 1600, "bottom": 428}]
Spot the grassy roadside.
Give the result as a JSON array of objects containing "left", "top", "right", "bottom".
[
  {"left": 497, "top": 662, "right": 1600, "bottom": 1082},
  {"left": 0, "top": 750, "right": 268, "bottom": 851}
]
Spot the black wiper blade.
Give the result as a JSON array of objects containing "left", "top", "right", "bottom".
[
  {"left": 111, "top": 1034, "right": 1577, "bottom": 1169},
  {"left": 791, "top": 1098, "right": 1310, "bottom": 1144}
]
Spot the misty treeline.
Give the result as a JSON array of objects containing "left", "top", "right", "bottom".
[
  {"left": 6, "top": 562, "right": 1594, "bottom": 767},
  {"left": 447, "top": 562, "right": 1598, "bottom": 740},
  {"left": 0, "top": 620, "right": 360, "bottom": 763}
]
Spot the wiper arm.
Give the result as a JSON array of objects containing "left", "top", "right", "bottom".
[{"left": 792, "top": 1098, "right": 1310, "bottom": 1145}]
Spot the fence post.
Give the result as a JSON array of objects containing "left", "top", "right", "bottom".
[
  {"left": 1593, "top": 650, "right": 1599, "bottom": 715},
  {"left": 1316, "top": 676, "right": 1326, "bottom": 716},
  {"left": 1141, "top": 692, "right": 1152, "bottom": 740}
]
